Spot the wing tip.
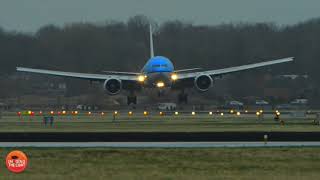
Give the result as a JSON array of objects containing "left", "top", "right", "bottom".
[
  {"left": 16, "top": 67, "right": 27, "bottom": 71},
  {"left": 280, "top": 57, "right": 294, "bottom": 62}
]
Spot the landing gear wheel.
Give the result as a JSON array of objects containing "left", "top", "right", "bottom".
[{"left": 127, "top": 96, "right": 137, "bottom": 105}]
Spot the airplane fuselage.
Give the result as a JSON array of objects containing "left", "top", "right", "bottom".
[{"left": 141, "top": 56, "right": 174, "bottom": 88}]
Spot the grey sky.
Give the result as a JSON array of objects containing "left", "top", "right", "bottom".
[{"left": 0, "top": 0, "right": 319, "bottom": 32}]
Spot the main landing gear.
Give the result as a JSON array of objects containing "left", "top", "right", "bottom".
[
  {"left": 127, "top": 92, "right": 137, "bottom": 105},
  {"left": 178, "top": 90, "right": 188, "bottom": 104}
]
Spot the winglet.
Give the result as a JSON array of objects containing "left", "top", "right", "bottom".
[{"left": 149, "top": 24, "right": 154, "bottom": 58}]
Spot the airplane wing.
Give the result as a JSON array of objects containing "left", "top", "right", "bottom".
[
  {"left": 174, "top": 68, "right": 202, "bottom": 73},
  {"left": 176, "top": 57, "right": 294, "bottom": 79},
  {"left": 16, "top": 67, "right": 138, "bottom": 81},
  {"left": 102, "top": 70, "right": 140, "bottom": 75}
]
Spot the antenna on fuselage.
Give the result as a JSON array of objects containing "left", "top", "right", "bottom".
[{"left": 149, "top": 24, "right": 154, "bottom": 58}]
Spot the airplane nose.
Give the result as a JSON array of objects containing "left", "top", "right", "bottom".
[{"left": 146, "top": 72, "right": 171, "bottom": 87}]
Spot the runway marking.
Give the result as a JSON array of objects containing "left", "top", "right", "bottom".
[{"left": 1, "top": 142, "right": 320, "bottom": 148}]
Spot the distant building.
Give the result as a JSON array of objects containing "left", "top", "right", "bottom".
[
  {"left": 264, "top": 88, "right": 291, "bottom": 100},
  {"left": 276, "top": 74, "right": 309, "bottom": 80},
  {"left": 158, "top": 103, "right": 177, "bottom": 111},
  {"left": 290, "top": 99, "right": 308, "bottom": 105},
  {"left": 0, "top": 102, "right": 9, "bottom": 110},
  {"left": 223, "top": 101, "right": 244, "bottom": 110}
]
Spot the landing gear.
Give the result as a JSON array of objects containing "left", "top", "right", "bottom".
[
  {"left": 127, "top": 95, "right": 137, "bottom": 105},
  {"left": 178, "top": 91, "right": 188, "bottom": 104},
  {"left": 158, "top": 90, "right": 164, "bottom": 97}
]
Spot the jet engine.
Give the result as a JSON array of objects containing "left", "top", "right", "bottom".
[
  {"left": 194, "top": 75, "right": 213, "bottom": 92},
  {"left": 103, "top": 79, "right": 122, "bottom": 95}
]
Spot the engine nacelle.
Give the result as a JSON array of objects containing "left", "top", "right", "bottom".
[
  {"left": 103, "top": 79, "right": 122, "bottom": 95},
  {"left": 194, "top": 75, "right": 213, "bottom": 92}
]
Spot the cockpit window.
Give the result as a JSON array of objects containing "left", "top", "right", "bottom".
[{"left": 152, "top": 64, "right": 168, "bottom": 68}]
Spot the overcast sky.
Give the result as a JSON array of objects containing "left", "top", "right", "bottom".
[{"left": 0, "top": 0, "right": 319, "bottom": 32}]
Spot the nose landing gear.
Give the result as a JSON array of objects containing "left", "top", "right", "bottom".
[
  {"left": 158, "top": 89, "right": 165, "bottom": 97},
  {"left": 127, "top": 91, "right": 137, "bottom": 105},
  {"left": 178, "top": 90, "right": 188, "bottom": 104}
]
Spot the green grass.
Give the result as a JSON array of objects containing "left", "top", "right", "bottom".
[
  {"left": 0, "top": 113, "right": 319, "bottom": 132},
  {"left": 0, "top": 147, "right": 320, "bottom": 180},
  {"left": 0, "top": 115, "right": 319, "bottom": 132}
]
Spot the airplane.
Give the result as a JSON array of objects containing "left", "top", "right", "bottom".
[{"left": 17, "top": 25, "right": 294, "bottom": 105}]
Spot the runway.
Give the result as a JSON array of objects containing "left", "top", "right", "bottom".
[
  {"left": 1, "top": 142, "right": 320, "bottom": 148},
  {"left": 2, "top": 132, "right": 320, "bottom": 142}
]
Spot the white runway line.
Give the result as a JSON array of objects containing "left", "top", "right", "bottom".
[{"left": 1, "top": 142, "right": 320, "bottom": 148}]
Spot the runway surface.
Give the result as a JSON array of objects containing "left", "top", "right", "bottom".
[
  {"left": 1, "top": 132, "right": 320, "bottom": 142},
  {"left": 1, "top": 142, "right": 320, "bottom": 148}
]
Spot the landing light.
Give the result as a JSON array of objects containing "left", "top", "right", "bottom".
[
  {"left": 171, "top": 74, "right": 178, "bottom": 81},
  {"left": 156, "top": 82, "right": 165, "bottom": 88},
  {"left": 138, "top": 75, "right": 146, "bottom": 82}
]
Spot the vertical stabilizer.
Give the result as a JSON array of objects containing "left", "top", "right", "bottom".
[{"left": 149, "top": 24, "right": 154, "bottom": 58}]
